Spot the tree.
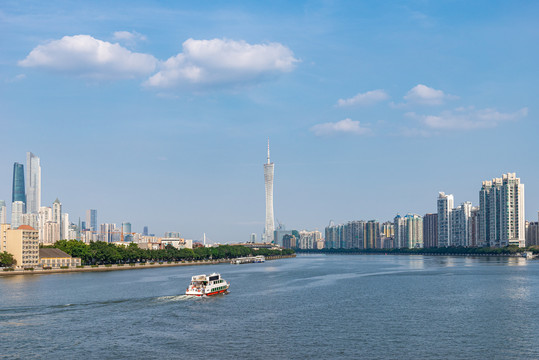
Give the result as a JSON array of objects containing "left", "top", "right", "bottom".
[{"left": 0, "top": 251, "right": 15, "bottom": 267}]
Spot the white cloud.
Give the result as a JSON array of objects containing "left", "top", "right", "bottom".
[
  {"left": 403, "top": 84, "right": 456, "bottom": 105},
  {"left": 113, "top": 31, "right": 147, "bottom": 45},
  {"left": 145, "top": 38, "right": 299, "bottom": 89},
  {"left": 409, "top": 107, "right": 528, "bottom": 130},
  {"left": 337, "top": 89, "right": 389, "bottom": 107},
  {"left": 19, "top": 35, "right": 157, "bottom": 79},
  {"left": 311, "top": 118, "right": 371, "bottom": 136}
]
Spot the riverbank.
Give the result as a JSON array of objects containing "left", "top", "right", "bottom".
[{"left": 0, "top": 254, "right": 296, "bottom": 276}]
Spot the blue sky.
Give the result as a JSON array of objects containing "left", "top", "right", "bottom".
[{"left": 1, "top": 0, "right": 538, "bottom": 243}]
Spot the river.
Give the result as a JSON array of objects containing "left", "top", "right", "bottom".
[{"left": 1, "top": 254, "right": 538, "bottom": 359}]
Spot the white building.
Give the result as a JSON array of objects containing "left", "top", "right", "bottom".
[
  {"left": 26, "top": 152, "right": 41, "bottom": 214},
  {"left": 0, "top": 200, "right": 6, "bottom": 224},
  {"left": 479, "top": 173, "right": 525, "bottom": 247},
  {"left": 437, "top": 192, "right": 454, "bottom": 247},
  {"left": 52, "top": 198, "right": 62, "bottom": 238},
  {"left": 38, "top": 206, "right": 53, "bottom": 243},
  {"left": 62, "top": 213, "right": 70, "bottom": 240},
  {"left": 11, "top": 201, "right": 25, "bottom": 229},
  {"left": 263, "top": 139, "right": 275, "bottom": 243},
  {"left": 450, "top": 202, "right": 472, "bottom": 247}
]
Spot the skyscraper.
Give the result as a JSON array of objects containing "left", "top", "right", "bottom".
[
  {"left": 437, "top": 192, "right": 454, "bottom": 247},
  {"left": 0, "top": 200, "right": 6, "bottom": 224},
  {"left": 26, "top": 152, "right": 41, "bottom": 214},
  {"left": 263, "top": 139, "right": 275, "bottom": 243},
  {"left": 86, "top": 209, "right": 97, "bottom": 232},
  {"left": 12, "top": 162, "right": 26, "bottom": 209},
  {"left": 479, "top": 173, "right": 525, "bottom": 247}
]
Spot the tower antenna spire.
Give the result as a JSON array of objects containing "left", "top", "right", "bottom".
[{"left": 267, "top": 138, "right": 270, "bottom": 164}]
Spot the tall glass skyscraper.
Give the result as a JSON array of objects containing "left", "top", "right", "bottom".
[
  {"left": 12, "top": 162, "right": 26, "bottom": 208},
  {"left": 26, "top": 152, "right": 41, "bottom": 214},
  {"left": 86, "top": 209, "right": 97, "bottom": 232},
  {"left": 264, "top": 139, "right": 275, "bottom": 243}
]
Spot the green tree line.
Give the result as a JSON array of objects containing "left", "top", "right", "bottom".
[{"left": 45, "top": 240, "right": 294, "bottom": 265}]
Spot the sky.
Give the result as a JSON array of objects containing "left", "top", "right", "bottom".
[{"left": 1, "top": 0, "right": 538, "bottom": 243}]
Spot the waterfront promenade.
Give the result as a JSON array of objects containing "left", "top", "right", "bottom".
[{"left": 0, "top": 254, "right": 296, "bottom": 276}]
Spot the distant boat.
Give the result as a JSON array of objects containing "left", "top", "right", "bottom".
[
  {"left": 231, "top": 255, "right": 265, "bottom": 264},
  {"left": 185, "top": 273, "right": 229, "bottom": 296}
]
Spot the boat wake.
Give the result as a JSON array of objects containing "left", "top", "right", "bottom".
[{"left": 155, "top": 295, "right": 194, "bottom": 302}]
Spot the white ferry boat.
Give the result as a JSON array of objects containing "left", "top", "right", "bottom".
[{"left": 185, "top": 273, "right": 229, "bottom": 296}]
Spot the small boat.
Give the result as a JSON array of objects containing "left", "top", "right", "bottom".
[{"left": 186, "top": 273, "right": 229, "bottom": 296}]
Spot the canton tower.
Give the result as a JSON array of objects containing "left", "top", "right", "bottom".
[{"left": 264, "top": 139, "right": 275, "bottom": 243}]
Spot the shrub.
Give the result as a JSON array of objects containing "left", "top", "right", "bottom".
[
  {"left": 76, "top": 265, "right": 84, "bottom": 268},
  {"left": 140, "top": 263, "right": 146, "bottom": 266},
  {"left": 24, "top": 267, "right": 34, "bottom": 271},
  {"left": 60, "top": 266, "right": 69, "bottom": 269},
  {"left": 117, "top": 264, "right": 124, "bottom": 266},
  {"left": 159, "top": 262, "right": 164, "bottom": 265},
  {"left": 43, "top": 266, "right": 52, "bottom": 270},
  {"left": 129, "top": 263, "right": 136, "bottom": 266},
  {"left": 2, "top": 268, "right": 14, "bottom": 271},
  {"left": 105, "top": 264, "right": 112, "bottom": 267},
  {"left": 149, "top": 262, "right": 155, "bottom": 265},
  {"left": 91, "top": 265, "right": 99, "bottom": 268}
]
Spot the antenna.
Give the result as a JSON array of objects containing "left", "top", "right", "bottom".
[{"left": 267, "top": 138, "right": 270, "bottom": 164}]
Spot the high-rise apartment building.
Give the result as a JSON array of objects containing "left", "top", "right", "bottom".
[
  {"left": 62, "top": 213, "right": 70, "bottom": 240},
  {"left": 143, "top": 226, "right": 149, "bottom": 236},
  {"left": 479, "top": 173, "right": 525, "bottom": 247},
  {"left": 437, "top": 192, "right": 454, "bottom": 247},
  {"left": 12, "top": 162, "right": 26, "bottom": 208},
  {"left": 298, "top": 230, "right": 322, "bottom": 249},
  {"left": 451, "top": 202, "right": 472, "bottom": 247},
  {"left": 263, "top": 140, "right": 275, "bottom": 243},
  {"left": 11, "top": 201, "right": 25, "bottom": 229},
  {"left": 53, "top": 198, "right": 62, "bottom": 239},
  {"left": 423, "top": 213, "right": 438, "bottom": 248},
  {"left": 469, "top": 207, "right": 480, "bottom": 247},
  {"left": 0, "top": 200, "right": 6, "bottom": 224},
  {"left": 404, "top": 214, "right": 423, "bottom": 249},
  {"left": 86, "top": 209, "right": 97, "bottom": 232},
  {"left": 394, "top": 215, "right": 405, "bottom": 248},
  {"left": 26, "top": 152, "right": 41, "bottom": 214}
]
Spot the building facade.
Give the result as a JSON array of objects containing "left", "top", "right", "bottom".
[
  {"left": 0, "top": 200, "right": 6, "bottom": 224},
  {"left": 479, "top": 173, "right": 525, "bottom": 247},
  {"left": 423, "top": 213, "right": 438, "bottom": 248},
  {"left": 86, "top": 209, "right": 97, "bottom": 232},
  {"left": 3, "top": 224, "right": 39, "bottom": 268},
  {"left": 437, "top": 192, "right": 454, "bottom": 247}
]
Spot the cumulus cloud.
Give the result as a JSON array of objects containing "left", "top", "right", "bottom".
[
  {"left": 409, "top": 107, "right": 528, "bottom": 130},
  {"left": 113, "top": 31, "right": 147, "bottom": 46},
  {"left": 145, "top": 38, "right": 299, "bottom": 89},
  {"left": 337, "top": 89, "right": 389, "bottom": 107},
  {"left": 311, "top": 118, "right": 371, "bottom": 136},
  {"left": 19, "top": 35, "right": 157, "bottom": 79},
  {"left": 403, "top": 84, "right": 456, "bottom": 105}
]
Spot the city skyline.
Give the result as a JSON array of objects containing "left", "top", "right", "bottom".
[{"left": 1, "top": 1, "right": 538, "bottom": 242}]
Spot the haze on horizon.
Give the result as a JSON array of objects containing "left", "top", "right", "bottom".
[{"left": 0, "top": 0, "right": 537, "bottom": 243}]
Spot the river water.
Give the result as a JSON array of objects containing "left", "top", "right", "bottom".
[{"left": 1, "top": 254, "right": 538, "bottom": 359}]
